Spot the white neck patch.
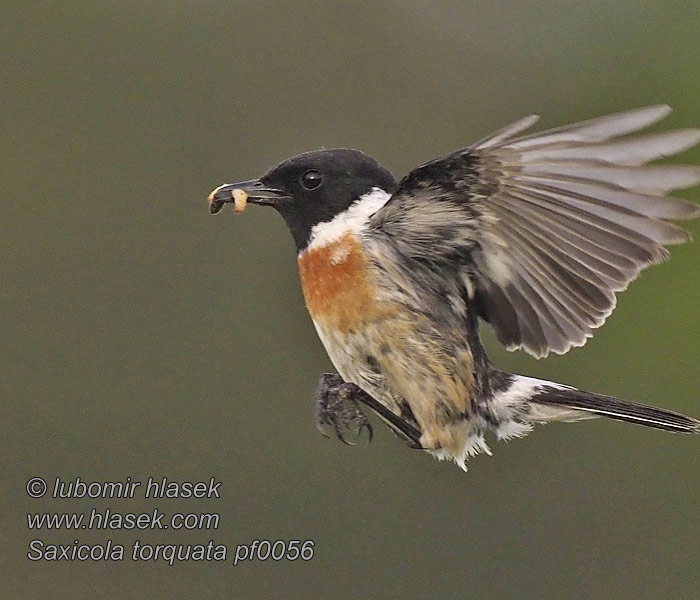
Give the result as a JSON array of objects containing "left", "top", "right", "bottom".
[{"left": 302, "top": 187, "right": 391, "bottom": 254}]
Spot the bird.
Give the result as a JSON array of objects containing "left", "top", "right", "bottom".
[{"left": 208, "top": 105, "right": 700, "bottom": 471}]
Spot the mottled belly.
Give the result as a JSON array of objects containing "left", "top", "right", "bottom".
[{"left": 313, "top": 308, "right": 477, "bottom": 454}]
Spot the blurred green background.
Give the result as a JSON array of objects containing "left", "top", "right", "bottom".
[{"left": 2, "top": 1, "right": 699, "bottom": 598}]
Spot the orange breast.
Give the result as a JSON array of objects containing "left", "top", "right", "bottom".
[{"left": 298, "top": 234, "right": 390, "bottom": 333}]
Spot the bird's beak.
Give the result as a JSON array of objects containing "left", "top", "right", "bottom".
[{"left": 207, "top": 179, "right": 290, "bottom": 215}]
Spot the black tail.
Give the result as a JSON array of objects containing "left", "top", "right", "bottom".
[{"left": 531, "top": 384, "right": 700, "bottom": 433}]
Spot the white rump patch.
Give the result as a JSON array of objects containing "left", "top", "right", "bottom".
[
  {"left": 492, "top": 375, "right": 553, "bottom": 416},
  {"left": 489, "top": 375, "right": 570, "bottom": 426},
  {"left": 491, "top": 375, "right": 593, "bottom": 425},
  {"left": 304, "top": 187, "right": 391, "bottom": 253}
]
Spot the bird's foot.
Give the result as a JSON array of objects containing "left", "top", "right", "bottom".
[{"left": 314, "top": 373, "right": 373, "bottom": 445}]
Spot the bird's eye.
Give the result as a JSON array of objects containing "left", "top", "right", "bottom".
[{"left": 301, "top": 170, "right": 322, "bottom": 190}]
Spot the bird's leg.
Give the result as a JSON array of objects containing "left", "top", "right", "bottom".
[
  {"left": 313, "top": 373, "right": 424, "bottom": 449},
  {"left": 314, "top": 373, "right": 373, "bottom": 445}
]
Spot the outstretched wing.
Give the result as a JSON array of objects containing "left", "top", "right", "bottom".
[{"left": 369, "top": 105, "right": 700, "bottom": 358}]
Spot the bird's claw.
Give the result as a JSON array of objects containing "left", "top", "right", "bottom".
[{"left": 314, "top": 374, "right": 373, "bottom": 446}]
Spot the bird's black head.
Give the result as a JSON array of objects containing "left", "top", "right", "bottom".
[{"left": 209, "top": 149, "right": 397, "bottom": 251}]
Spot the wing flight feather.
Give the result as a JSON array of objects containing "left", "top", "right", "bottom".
[{"left": 370, "top": 106, "right": 700, "bottom": 357}]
